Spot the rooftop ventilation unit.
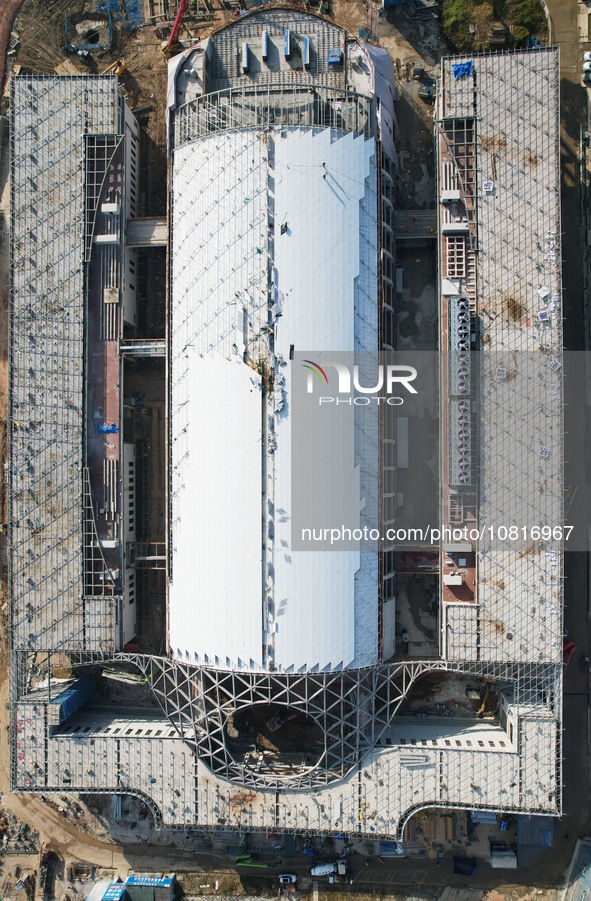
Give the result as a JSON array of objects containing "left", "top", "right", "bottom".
[
  {"left": 241, "top": 42, "right": 249, "bottom": 73},
  {"left": 283, "top": 29, "right": 291, "bottom": 58},
  {"left": 262, "top": 30, "right": 269, "bottom": 61}
]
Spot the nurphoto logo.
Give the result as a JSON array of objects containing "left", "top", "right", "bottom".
[{"left": 302, "top": 359, "right": 418, "bottom": 405}]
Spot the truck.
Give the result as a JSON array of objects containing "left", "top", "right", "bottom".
[
  {"left": 310, "top": 863, "right": 335, "bottom": 876},
  {"left": 379, "top": 841, "right": 405, "bottom": 858}
]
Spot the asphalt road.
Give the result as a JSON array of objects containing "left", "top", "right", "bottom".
[{"left": 547, "top": 0, "right": 591, "bottom": 853}]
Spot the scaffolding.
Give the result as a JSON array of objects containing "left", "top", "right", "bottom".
[{"left": 84, "top": 134, "right": 122, "bottom": 261}]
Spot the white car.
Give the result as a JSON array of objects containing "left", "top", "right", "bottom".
[
  {"left": 584, "top": 51, "right": 591, "bottom": 61},
  {"left": 583, "top": 61, "right": 591, "bottom": 71},
  {"left": 278, "top": 875, "right": 297, "bottom": 885}
]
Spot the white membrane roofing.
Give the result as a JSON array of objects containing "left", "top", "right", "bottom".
[
  {"left": 169, "top": 127, "right": 379, "bottom": 671},
  {"left": 272, "top": 128, "right": 379, "bottom": 671},
  {"left": 169, "top": 132, "right": 267, "bottom": 668},
  {"left": 169, "top": 352, "right": 264, "bottom": 668}
]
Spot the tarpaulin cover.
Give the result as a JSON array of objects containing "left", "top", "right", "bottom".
[{"left": 452, "top": 60, "right": 474, "bottom": 79}]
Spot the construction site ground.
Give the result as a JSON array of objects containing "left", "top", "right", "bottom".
[{"left": 0, "top": 0, "right": 588, "bottom": 899}]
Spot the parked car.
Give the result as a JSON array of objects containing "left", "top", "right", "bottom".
[
  {"left": 583, "top": 61, "right": 591, "bottom": 71},
  {"left": 278, "top": 875, "right": 297, "bottom": 885},
  {"left": 418, "top": 79, "right": 436, "bottom": 103},
  {"left": 584, "top": 51, "right": 591, "bottom": 61}
]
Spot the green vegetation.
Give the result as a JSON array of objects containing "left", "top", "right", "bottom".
[
  {"left": 440, "top": 0, "right": 548, "bottom": 51},
  {"left": 506, "top": 0, "right": 547, "bottom": 34},
  {"left": 441, "top": 0, "right": 472, "bottom": 49}
]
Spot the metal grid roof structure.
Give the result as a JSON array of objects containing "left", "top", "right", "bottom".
[
  {"left": 12, "top": 651, "right": 561, "bottom": 831},
  {"left": 169, "top": 120, "right": 380, "bottom": 673},
  {"left": 174, "top": 85, "right": 373, "bottom": 143},
  {"left": 13, "top": 699, "right": 195, "bottom": 826},
  {"left": 9, "top": 76, "right": 120, "bottom": 653},
  {"left": 205, "top": 10, "right": 347, "bottom": 93},
  {"left": 438, "top": 49, "right": 563, "bottom": 664},
  {"left": 8, "top": 33, "right": 564, "bottom": 843},
  {"left": 436, "top": 48, "right": 562, "bottom": 823}
]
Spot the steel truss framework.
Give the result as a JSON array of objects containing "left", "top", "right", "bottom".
[
  {"left": 10, "top": 650, "right": 562, "bottom": 798},
  {"left": 174, "top": 85, "right": 374, "bottom": 146}
]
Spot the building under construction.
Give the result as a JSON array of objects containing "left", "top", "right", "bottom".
[{"left": 9, "top": 17, "right": 563, "bottom": 841}]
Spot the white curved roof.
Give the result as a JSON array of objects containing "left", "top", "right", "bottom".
[{"left": 169, "top": 126, "right": 379, "bottom": 671}]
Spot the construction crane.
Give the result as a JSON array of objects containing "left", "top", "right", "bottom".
[{"left": 161, "top": 0, "right": 191, "bottom": 59}]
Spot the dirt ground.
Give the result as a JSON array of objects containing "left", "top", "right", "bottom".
[{"left": 0, "top": 0, "right": 25, "bottom": 94}]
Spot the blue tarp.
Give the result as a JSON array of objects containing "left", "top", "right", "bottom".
[
  {"left": 98, "top": 422, "right": 119, "bottom": 434},
  {"left": 50, "top": 675, "right": 96, "bottom": 723},
  {"left": 380, "top": 841, "right": 404, "bottom": 856},
  {"left": 451, "top": 60, "right": 474, "bottom": 79}
]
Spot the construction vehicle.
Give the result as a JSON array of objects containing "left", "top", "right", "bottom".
[
  {"left": 476, "top": 678, "right": 496, "bottom": 718},
  {"left": 38, "top": 845, "right": 51, "bottom": 890},
  {"left": 101, "top": 59, "right": 127, "bottom": 78},
  {"left": 161, "top": 0, "right": 190, "bottom": 58}
]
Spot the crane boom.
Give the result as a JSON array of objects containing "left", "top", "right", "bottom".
[{"left": 168, "top": 0, "right": 190, "bottom": 48}]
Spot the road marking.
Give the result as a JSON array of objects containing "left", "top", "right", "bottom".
[{"left": 410, "top": 868, "right": 429, "bottom": 884}]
